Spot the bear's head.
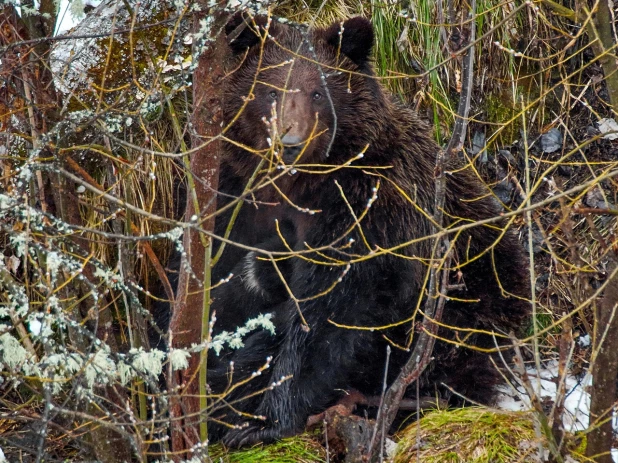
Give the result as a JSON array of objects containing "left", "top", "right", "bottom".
[{"left": 223, "top": 14, "right": 388, "bottom": 174}]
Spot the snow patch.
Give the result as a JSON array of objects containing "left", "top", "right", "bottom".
[
  {"left": 497, "top": 363, "right": 590, "bottom": 431},
  {"left": 497, "top": 362, "right": 618, "bottom": 462}
]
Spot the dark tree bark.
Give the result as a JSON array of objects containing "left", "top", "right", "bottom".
[
  {"left": 169, "top": 4, "right": 228, "bottom": 457},
  {"left": 586, "top": 263, "right": 618, "bottom": 463},
  {"left": 588, "top": 0, "right": 618, "bottom": 111}
]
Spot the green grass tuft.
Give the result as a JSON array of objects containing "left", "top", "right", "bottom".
[
  {"left": 208, "top": 434, "right": 326, "bottom": 463},
  {"left": 394, "top": 408, "right": 542, "bottom": 463}
]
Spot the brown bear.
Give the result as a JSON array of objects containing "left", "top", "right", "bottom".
[{"left": 206, "top": 13, "right": 530, "bottom": 447}]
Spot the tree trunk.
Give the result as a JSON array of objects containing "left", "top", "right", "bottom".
[
  {"left": 169, "top": 4, "right": 228, "bottom": 457},
  {"left": 586, "top": 263, "right": 618, "bottom": 463},
  {"left": 589, "top": 0, "right": 618, "bottom": 112}
]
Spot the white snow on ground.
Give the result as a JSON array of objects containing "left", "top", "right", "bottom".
[
  {"left": 497, "top": 362, "right": 618, "bottom": 462},
  {"left": 497, "top": 363, "right": 591, "bottom": 431}
]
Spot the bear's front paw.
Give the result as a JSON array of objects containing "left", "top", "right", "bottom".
[{"left": 222, "top": 423, "right": 287, "bottom": 448}]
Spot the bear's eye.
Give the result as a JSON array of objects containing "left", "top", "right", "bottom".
[
  {"left": 312, "top": 91, "right": 322, "bottom": 101},
  {"left": 268, "top": 90, "right": 278, "bottom": 100}
]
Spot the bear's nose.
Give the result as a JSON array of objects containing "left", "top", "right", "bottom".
[{"left": 281, "top": 134, "right": 304, "bottom": 163}]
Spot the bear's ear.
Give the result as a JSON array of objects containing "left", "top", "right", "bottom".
[
  {"left": 226, "top": 13, "right": 269, "bottom": 55},
  {"left": 324, "top": 17, "right": 374, "bottom": 67}
]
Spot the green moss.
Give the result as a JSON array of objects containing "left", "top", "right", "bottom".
[
  {"left": 484, "top": 92, "right": 522, "bottom": 146},
  {"left": 524, "top": 311, "right": 558, "bottom": 338},
  {"left": 571, "top": 434, "right": 593, "bottom": 461},
  {"left": 394, "top": 408, "right": 542, "bottom": 463},
  {"left": 208, "top": 434, "right": 326, "bottom": 463}
]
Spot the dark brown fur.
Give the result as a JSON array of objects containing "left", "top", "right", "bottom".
[{"left": 207, "top": 14, "right": 530, "bottom": 447}]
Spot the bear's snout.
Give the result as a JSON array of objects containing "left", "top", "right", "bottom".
[{"left": 281, "top": 133, "right": 305, "bottom": 163}]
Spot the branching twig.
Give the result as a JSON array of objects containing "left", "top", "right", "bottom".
[{"left": 365, "top": 6, "right": 476, "bottom": 459}]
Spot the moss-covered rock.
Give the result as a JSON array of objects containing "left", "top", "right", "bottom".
[{"left": 394, "top": 408, "right": 544, "bottom": 463}]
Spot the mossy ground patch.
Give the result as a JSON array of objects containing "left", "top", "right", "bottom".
[
  {"left": 394, "top": 408, "right": 543, "bottom": 463},
  {"left": 208, "top": 434, "right": 326, "bottom": 463}
]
